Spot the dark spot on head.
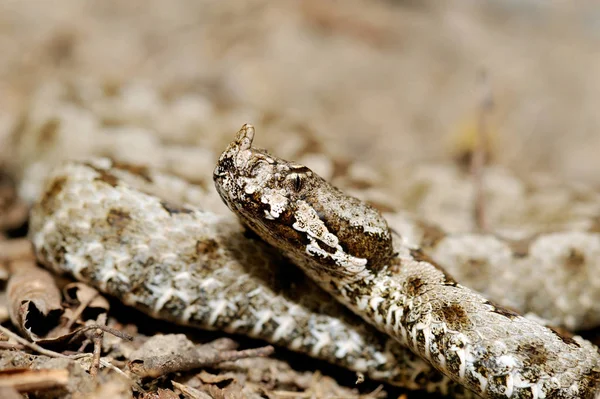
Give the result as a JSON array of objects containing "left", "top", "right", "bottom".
[
  {"left": 547, "top": 325, "right": 580, "bottom": 347},
  {"left": 517, "top": 343, "right": 549, "bottom": 366},
  {"left": 160, "top": 201, "right": 193, "bottom": 215},
  {"left": 106, "top": 209, "right": 131, "bottom": 232},
  {"left": 38, "top": 119, "right": 60, "bottom": 146},
  {"left": 485, "top": 300, "right": 520, "bottom": 320},
  {"left": 308, "top": 189, "right": 395, "bottom": 272},
  {"left": 440, "top": 303, "right": 471, "bottom": 330},
  {"left": 565, "top": 248, "right": 586, "bottom": 270},
  {"left": 111, "top": 161, "right": 153, "bottom": 183}
]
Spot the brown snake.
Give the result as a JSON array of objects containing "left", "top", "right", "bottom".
[
  {"left": 29, "top": 158, "right": 476, "bottom": 397},
  {"left": 212, "top": 124, "right": 600, "bottom": 398},
  {"left": 26, "top": 124, "right": 600, "bottom": 398}
]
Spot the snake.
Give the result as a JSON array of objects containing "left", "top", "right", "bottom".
[
  {"left": 212, "top": 124, "right": 600, "bottom": 398},
  {"left": 28, "top": 157, "right": 475, "bottom": 398},
  {"left": 22, "top": 122, "right": 600, "bottom": 398},
  {"left": 14, "top": 80, "right": 600, "bottom": 334}
]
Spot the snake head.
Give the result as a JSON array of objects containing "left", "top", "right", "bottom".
[{"left": 214, "top": 124, "right": 394, "bottom": 282}]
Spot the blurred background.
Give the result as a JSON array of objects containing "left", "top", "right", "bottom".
[
  {"left": 1, "top": 0, "right": 599, "bottom": 186},
  {"left": 1, "top": 2, "right": 600, "bottom": 398}
]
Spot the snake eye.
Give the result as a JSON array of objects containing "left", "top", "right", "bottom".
[
  {"left": 294, "top": 174, "right": 302, "bottom": 191},
  {"left": 287, "top": 173, "right": 303, "bottom": 192}
]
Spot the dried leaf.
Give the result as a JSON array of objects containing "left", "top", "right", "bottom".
[
  {"left": 7, "top": 260, "right": 63, "bottom": 340},
  {"left": 7, "top": 268, "right": 114, "bottom": 348},
  {"left": 64, "top": 282, "right": 110, "bottom": 317},
  {"left": 34, "top": 321, "right": 132, "bottom": 348},
  {"left": 129, "top": 334, "right": 273, "bottom": 378},
  {"left": 195, "top": 371, "right": 243, "bottom": 399},
  {"left": 196, "top": 371, "right": 234, "bottom": 385},
  {"left": 129, "top": 334, "right": 197, "bottom": 378}
]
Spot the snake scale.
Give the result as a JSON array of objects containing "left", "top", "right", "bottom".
[
  {"left": 26, "top": 124, "right": 600, "bottom": 398},
  {"left": 213, "top": 125, "right": 600, "bottom": 398}
]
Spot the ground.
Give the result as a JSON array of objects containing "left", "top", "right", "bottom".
[{"left": 0, "top": 1, "right": 599, "bottom": 398}]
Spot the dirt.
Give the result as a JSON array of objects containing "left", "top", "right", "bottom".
[{"left": 0, "top": 1, "right": 599, "bottom": 398}]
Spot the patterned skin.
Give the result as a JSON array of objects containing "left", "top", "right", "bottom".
[
  {"left": 213, "top": 124, "right": 600, "bottom": 399},
  {"left": 29, "top": 158, "right": 476, "bottom": 398}
]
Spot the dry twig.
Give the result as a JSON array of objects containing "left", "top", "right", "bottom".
[
  {"left": 68, "top": 323, "right": 133, "bottom": 344},
  {"left": 0, "top": 324, "right": 70, "bottom": 359},
  {"left": 129, "top": 334, "right": 274, "bottom": 378},
  {"left": 89, "top": 313, "right": 107, "bottom": 378},
  {"left": 0, "top": 368, "right": 69, "bottom": 392},
  {"left": 63, "top": 284, "right": 102, "bottom": 330}
]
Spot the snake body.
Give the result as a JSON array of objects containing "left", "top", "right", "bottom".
[
  {"left": 14, "top": 81, "right": 600, "bottom": 333},
  {"left": 29, "top": 158, "right": 475, "bottom": 397},
  {"left": 212, "top": 125, "right": 600, "bottom": 398},
  {"left": 387, "top": 212, "right": 600, "bottom": 331},
  {"left": 22, "top": 118, "right": 600, "bottom": 397}
]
